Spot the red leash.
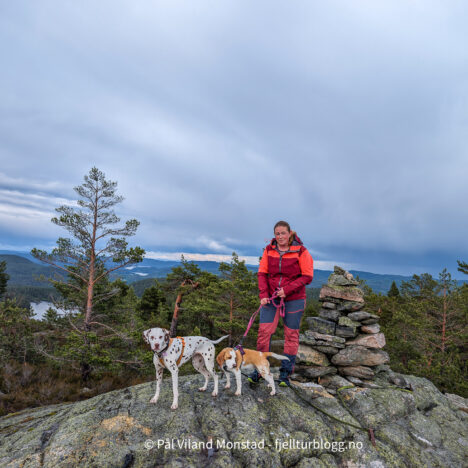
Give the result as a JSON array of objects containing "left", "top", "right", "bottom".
[{"left": 236, "top": 290, "right": 285, "bottom": 351}]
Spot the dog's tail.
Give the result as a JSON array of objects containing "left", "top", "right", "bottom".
[
  {"left": 210, "top": 335, "right": 229, "bottom": 344},
  {"left": 265, "top": 352, "right": 290, "bottom": 361}
]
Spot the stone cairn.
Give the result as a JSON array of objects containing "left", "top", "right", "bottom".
[{"left": 292, "top": 266, "right": 390, "bottom": 393}]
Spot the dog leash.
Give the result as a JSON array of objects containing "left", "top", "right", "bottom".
[{"left": 234, "top": 290, "right": 286, "bottom": 356}]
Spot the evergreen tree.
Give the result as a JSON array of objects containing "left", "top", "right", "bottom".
[
  {"left": 183, "top": 253, "right": 258, "bottom": 346},
  {"left": 0, "top": 298, "right": 35, "bottom": 363},
  {"left": 400, "top": 273, "right": 438, "bottom": 299},
  {"left": 164, "top": 256, "right": 201, "bottom": 336},
  {"left": 0, "top": 260, "right": 9, "bottom": 298},
  {"left": 387, "top": 281, "right": 400, "bottom": 298},
  {"left": 366, "top": 269, "right": 468, "bottom": 396},
  {"left": 457, "top": 260, "right": 468, "bottom": 276},
  {"left": 31, "top": 167, "right": 144, "bottom": 381},
  {"left": 138, "top": 281, "right": 166, "bottom": 322}
]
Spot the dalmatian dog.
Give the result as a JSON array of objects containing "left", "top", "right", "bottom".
[{"left": 143, "top": 327, "right": 229, "bottom": 410}]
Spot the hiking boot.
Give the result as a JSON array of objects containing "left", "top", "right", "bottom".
[
  {"left": 278, "top": 369, "right": 291, "bottom": 387},
  {"left": 247, "top": 370, "right": 263, "bottom": 384}
]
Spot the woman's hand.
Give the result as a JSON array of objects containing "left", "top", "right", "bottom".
[
  {"left": 260, "top": 297, "right": 270, "bottom": 306},
  {"left": 276, "top": 288, "right": 286, "bottom": 298}
]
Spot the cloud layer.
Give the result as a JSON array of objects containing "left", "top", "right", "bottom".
[{"left": 0, "top": 1, "right": 467, "bottom": 277}]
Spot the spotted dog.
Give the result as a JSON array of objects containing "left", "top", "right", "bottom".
[{"left": 143, "top": 327, "right": 229, "bottom": 410}]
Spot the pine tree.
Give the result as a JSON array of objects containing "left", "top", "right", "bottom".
[
  {"left": 400, "top": 273, "right": 438, "bottom": 300},
  {"left": 138, "top": 281, "right": 166, "bottom": 322},
  {"left": 31, "top": 167, "right": 144, "bottom": 381},
  {"left": 0, "top": 298, "right": 35, "bottom": 363},
  {"left": 183, "top": 253, "right": 258, "bottom": 346},
  {"left": 387, "top": 281, "right": 400, "bottom": 298},
  {"left": 457, "top": 260, "right": 468, "bottom": 276},
  {"left": 0, "top": 260, "right": 9, "bottom": 298},
  {"left": 365, "top": 269, "right": 468, "bottom": 396},
  {"left": 164, "top": 256, "right": 201, "bottom": 336}
]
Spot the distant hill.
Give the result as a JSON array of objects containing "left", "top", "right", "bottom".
[
  {"left": 0, "top": 254, "right": 58, "bottom": 287},
  {"left": 0, "top": 251, "right": 430, "bottom": 296}
]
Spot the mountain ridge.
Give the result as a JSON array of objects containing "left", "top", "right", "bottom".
[{"left": 1, "top": 251, "right": 466, "bottom": 295}]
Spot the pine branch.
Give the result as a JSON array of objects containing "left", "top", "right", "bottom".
[
  {"left": 33, "top": 256, "right": 88, "bottom": 283},
  {"left": 93, "top": 259, "right": 136, "bottom": 283},
  {"left": 87, "top": 321, "right": 133, "bottom": 343}
]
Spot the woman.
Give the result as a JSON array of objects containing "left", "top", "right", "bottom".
[{"left": 249, "top": 221, "right": 314, "bottom": 387}]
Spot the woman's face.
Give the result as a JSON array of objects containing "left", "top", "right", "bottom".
[{"left": 274, "top": 226, "right": 290, "bottom": 248}]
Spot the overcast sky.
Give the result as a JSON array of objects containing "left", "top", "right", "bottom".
[{"left": 1, "top": 1, "right": 467, "bottom": 278}]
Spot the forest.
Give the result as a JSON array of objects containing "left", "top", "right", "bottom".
[
  {"left": 0, "top": 254, "right": 467, "bottom": 416},
  {"left": 0, "top": 168, "right": 466, "bottom": 416}
]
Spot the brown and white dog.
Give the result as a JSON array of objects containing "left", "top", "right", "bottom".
[
  {"left": 216, "top": 347, "right": 290, "bottom": 396},
  {"left": 143, "top": 327, "right": 228, "bottom": 410}
]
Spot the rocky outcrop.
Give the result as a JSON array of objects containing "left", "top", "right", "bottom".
[{"left": 0, "top": 371, "right": 467, "bottom": 467}]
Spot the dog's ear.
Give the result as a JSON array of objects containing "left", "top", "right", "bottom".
[
  {"left": 142, "top": 330, "right": 149, "bottom": 344},
  {"left": 216, "top": 349, "right": 225, "bottom": 368},
  {"left": 163, "top": 329, "right": 170, "bottom": 343},
  {"left": 235, "top": 349, "right": 242, "bottom": 369}
]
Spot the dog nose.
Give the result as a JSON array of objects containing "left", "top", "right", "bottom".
[{"left": 154, "top": 344, "right": 159, "bottom": 351}]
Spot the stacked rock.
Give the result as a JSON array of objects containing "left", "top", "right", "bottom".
[{"left": 293, "top": 266, "right": 390, "bottom": 391}]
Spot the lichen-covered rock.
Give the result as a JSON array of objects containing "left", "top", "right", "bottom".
[
  {"left": 0, "top": 373, "right": 466, "bottom": 467},
  {"left": 304, "top": 331, "right": 346, "bottom": 345},
  {"left": 347, "top": 311, "right": 379, "bottom": 322},
  {"left": 319, "top": 374, "right": 354, "bottom": 390},
  {"left": 298, "top": 333, "right": 345, "bottom": 353},
  {"left": 336, "top": 318, "right": 361, "bottom": 339},
  {"left": 319, "top": 285, "right": 364, "bottom": 304},
  {"left": 298, "top": 338, "right": 344, "bottom": 355},
  {"left": 306, "top": 317, "right": 336, "bottom": 335},
  {"left": 346, "top": 333, "right": 386, "bottom": 349},
  {"left": 328, "top": 273, "right": 359, "bottom": 287},
  {"left": 361, "top": 323, "right": 381, "bottom": 334},
  {"left": 296, "top": 345, "right": 330, "bottom": 366},
  {"left": 337, "top": 366, "right": 375, "bottom": 379},
  {"left": 294, "top": 365, "right": 337, "bottom": 378},
  {"left": 314, "top": 345, "right": 342, "bottom": 355},
  {"left": 444, "top": 393, "right": 468, "bottom": 414},
  {"left": 344, "top": 375, "right": 365, "bottom": 386},
  {"left": 321, "top": 302, "right": 337, "bottom": 309},
  {"left": 337, "top": 301, "right": 365, "bottom": 312},
  {"left": 361, "top": 317, "right": 379, "bottom": 325},
  {"left": 335, "top": 325, "right": 358, "bottom": 338},
  {"left": 331, "top": 346, "right": 390, "bottom": 366},
  {"left": 338, "top": 316, "right": 360, "bottom": 328},
  {"left": 318, "top": 308, "right": 341, "bottom": 322}
]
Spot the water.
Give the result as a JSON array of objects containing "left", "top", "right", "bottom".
[{"left": 30, "top": 301, "right": 77, "bottom": 320}]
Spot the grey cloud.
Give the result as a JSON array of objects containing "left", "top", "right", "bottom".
[{"left": 0, "top": 1, "right": 467, "bottom": 276}]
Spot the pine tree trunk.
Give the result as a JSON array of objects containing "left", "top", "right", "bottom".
[
  {"left": 170, "top": 292, "right": 183, "bottom": 337},
  {"left": 81, "top": 361, "right": 91, "bottom": 382},
  {"left": 229, "top": 294, "right": 233, "bottom": 346},
  {"left": 441, "top": 286, "right": 447, "bottom": 353},
  {"left": 82, "top": 189, "right": 98, "bottom": 381},
  {"left": 169, "top": 281, "right": 199, "bottom": 337}
]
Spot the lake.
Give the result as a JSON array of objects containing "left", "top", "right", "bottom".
[{"left": 30, "top": 302, "right": 78, "bottom": 320}]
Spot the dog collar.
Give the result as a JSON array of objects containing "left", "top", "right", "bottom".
[
  {"left": 234, "top": 344, "right": 245, "bottom": 356},
  {"left": 155, "top": 340, "right": 170, "bottom": 357}
]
